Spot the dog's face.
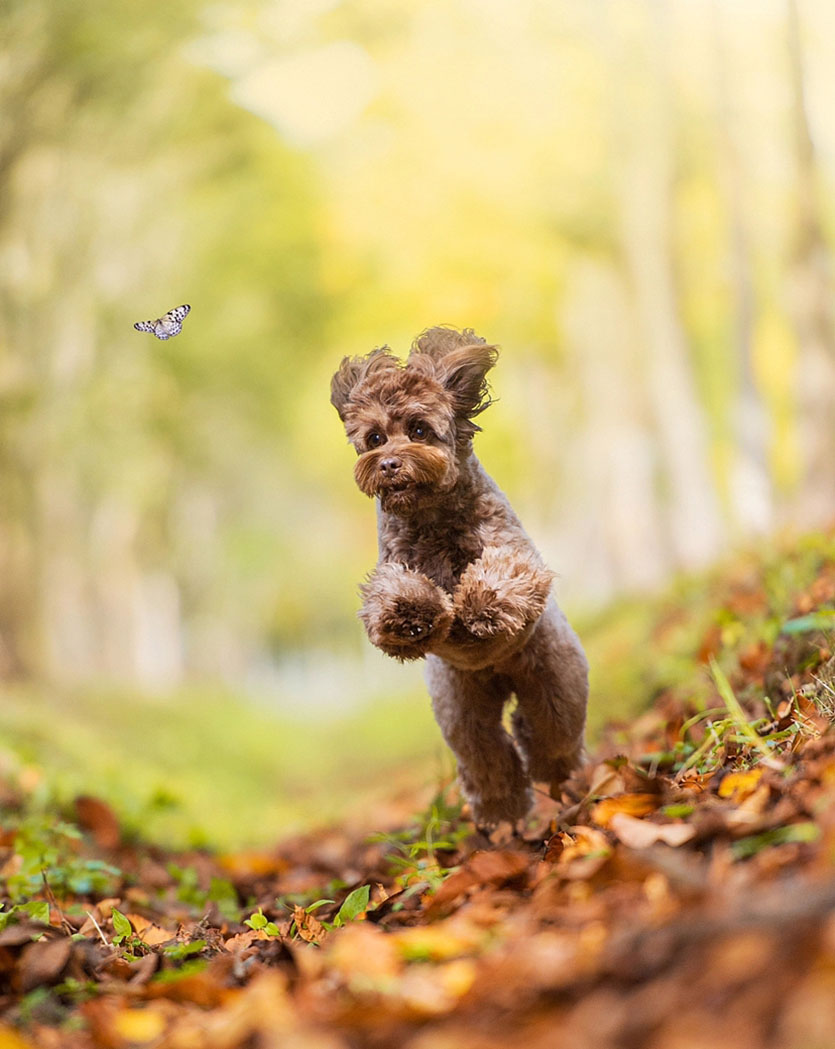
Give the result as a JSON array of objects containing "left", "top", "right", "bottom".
[{"left": 331, "top": 327, "right": 497, "bottom": 516}]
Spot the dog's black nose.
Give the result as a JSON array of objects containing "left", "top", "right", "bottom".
[{"left": 379, "top": 456, "right": 402, "bottom": 477}]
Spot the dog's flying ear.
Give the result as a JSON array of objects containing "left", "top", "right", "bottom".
[
  {"left": 330, "top": 347, "right": 399, "bottom": 421},
  {"left": 409, "top": 327, "right": 498, "bottom": 424},
  {"left": 330, "top": 357, "right": 365, "bottom": 421},
  {"left": 436, "top": 344, "right": 498, "bottom": 422}
]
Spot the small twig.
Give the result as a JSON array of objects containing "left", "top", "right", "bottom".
[{"left": 85, "top": 909, "right": 110, "bottom": 947}]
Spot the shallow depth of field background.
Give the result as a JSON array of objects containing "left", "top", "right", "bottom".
[{"left": 2, "top": 0, "right": 834, "bottom": 845}]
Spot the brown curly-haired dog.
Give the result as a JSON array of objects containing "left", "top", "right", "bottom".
[{"left": 331, "top": 326, "right": 589, "bottom": 825}]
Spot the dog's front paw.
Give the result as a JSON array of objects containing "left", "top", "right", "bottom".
[
  {"left": 454, "top": 583, "right": 522, "bottom": 639},
  {"left": 359, "top": 563, "right": 453, "bottom": 660},
  {"left": 453, "top": 551, "right": 553, "bottom": 640}
]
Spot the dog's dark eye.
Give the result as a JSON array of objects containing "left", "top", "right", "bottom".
[
  {"left": 366, "top": 432, "right": 386, "bottom": 449},
  {"left": 410, "top": 422, "right": 431, "bottom": 441}
]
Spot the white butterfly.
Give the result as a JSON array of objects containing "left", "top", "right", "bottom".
[{"left": 134, "top": 304, "right": 191, "bottom": 340}]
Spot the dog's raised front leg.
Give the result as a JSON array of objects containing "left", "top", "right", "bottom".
[
  {"left": 359, "top": 562, "right": 454, "bottom": 661},
  {"left": 452, "top": 546, "right": 553, "bottom": 641}
]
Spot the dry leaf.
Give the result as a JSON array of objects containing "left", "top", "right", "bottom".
[
  {"left": 124, "top": 914, "right": 176, "bottom": 947},
  {"left": 216, "top": 851, "right": 288, "bottom": 878},
  {"left": 293, "top": 905, "right": 327, "bottom": 944},
  {"left": 111, "top": 1005, "right": 167, "bottom": 1043},
  {"left": 553, "top": 826, "right": 612, "bottom": 880},
  {"left": 427, "top": 850, "right": 530, "bottom": 915},
  {"left": 0, "top": 1023, "right": 38, "bottom": 1049},
  {"left": 609, "top": 813, "right": 696, "bottom": 849},
  {"left": 17, "top": 938, "right": 72, "bottom": 992},
  {"left": 326, "top": 923, "right": 401, "bottom": 984},
  {"left": 393, "top": 922, "right": 484, "bottom": 963},
  {"left": 587, "top": 762, "right": 627, "bottom": 797},
  {"left": 75, "top": 795, "right": 121, "bottom": 849},
  {"left": 398, "top": 958, "right": 478, "bottom": 1018},
  {"left": 145, "top": 968, "right": 229, "bottom": 1008},
  {"left": 719, "top": 769, "right": 764, "bottom": 802},
  {"left": 591, "top": 793, "right": 659, "bottom": 828}
]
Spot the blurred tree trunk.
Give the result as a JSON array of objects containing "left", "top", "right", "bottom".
[
  {"left": 560, "top": 258, "right": 670, "bottom": 601},
  {"left": 710, "top": 0, "right": 773, "bottom": 537},
  {"left": 785, "top": 0, "right": 835, "bottom": 526},
  {"left": 603, "top": 0, "right": 724, "bottom": 571}
]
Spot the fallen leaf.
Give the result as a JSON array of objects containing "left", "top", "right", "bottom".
[
  {"left": 427, "top": 850, "right": 530, "bottom": 915},
  {"left": 587, "top": 762, "right": 627, "bottom": 797},
  {"left": 293, "top": 905, "right": 327, "bottom": 944},
  {"left": 467, "top": 849, "right": 531, "bottom": 885},
  {"left": 112, "top": 1005, "right": 167, "bottom": 1044},
  {"left": 591, "top": 793, "right": 659, "bottom": 828},
  {"left": 216, "top": 850, "right": 288, "bottom": 879},
  {"left": 398, "top": 958, "right": 478, "bottom": 1018},
  {"left": 393, "top": 922, "right": 485, "bottom": 963},
  {"left": 75, "top": 795, "right": 121, "bottom": 849},
  {"left": 719, "top": 769, "right": 764, "bottom": 802},
  {"left": 17, "top": 937, "right": 72, "bottom": 992},
  {"left": 546, "top": 826, "right": 613, "bottom": 880},
  {"left": 0, "top": 1024, "right": 37, "bottom": 1049},
  {"left": 125, "top": 914, "right": 176, "bottom": 947},
  {"left": 609, "top": 813, "right": 696, "bottom": 849},
  {"left": 326, "top": 923, "right": 401, "bottom": 985},
  {"left": 145, "top": 968, "right": 229, "bottom": 1008}
]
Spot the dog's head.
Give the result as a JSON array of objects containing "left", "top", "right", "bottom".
[{"left": 330, "top": 326, "right": 498, "bottom": 515}]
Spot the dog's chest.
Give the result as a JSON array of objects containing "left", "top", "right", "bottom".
[{"left": 384, "top": 521, "right": 482, "bottom": 592}]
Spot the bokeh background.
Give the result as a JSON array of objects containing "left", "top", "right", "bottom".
[{"left": 2, "top": 0, "right": 834, "bottom": 844}]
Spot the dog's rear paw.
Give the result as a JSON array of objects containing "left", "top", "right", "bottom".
[{"left": 469, "top": 787, "right": 533, "bottom": 826}]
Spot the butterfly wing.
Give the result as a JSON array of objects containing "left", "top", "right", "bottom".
[{"left": 134, "top": 304, "right": 191, "bottom": 339}]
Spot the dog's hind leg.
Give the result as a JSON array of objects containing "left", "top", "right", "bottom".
[
  {"left": 505, "top": 602, "right": 589, "bottom": 799},
  {"left": 425, "top": 655, "right": 532, "bottom": 824}
]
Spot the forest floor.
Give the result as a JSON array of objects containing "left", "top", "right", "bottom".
[{"left": 1, "top": 533, "right": 835, "bottom": 1049}]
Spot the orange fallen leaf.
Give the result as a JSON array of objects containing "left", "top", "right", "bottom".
[
  {"left": 398, "top": 958, "right": 478, "bottom": 1018},
  {"left": 145, "top": 968, "right": 230, "bottom": 1008},
  {"left": 216, "top": 850, "right": 288, "bottom": 879},
  {"left": 111, "top": 1005, "right": 167, "bottom": 1044},
  {"left": 125, "top": 915, "right": 176, "bottom": 947},
  {"left": 293, "top": 905, "right": 327, "bottom": 944},
  {"left": 719, "top": 768, "right": 764, "bottom": 802},
  {"left": 75, "top": 795, "right": 121, "bottom": 849},
  {"left": 591, "top": 793, "right": 659, "bottom": 828},
  {"left": 427, "top": 850, "right": 530, "bottom": 915},
  {"left": 327, "top": 923, "right": 401, "bottom": 985},
  {"left": 552, "top": 826, "right": 612, "bottom": 879},
  {"left": 393, "top": 922, "right": 485, "bottom": 963},
  {"left": 0, "top": 1023, "right": 38, "bottom": 1048}
]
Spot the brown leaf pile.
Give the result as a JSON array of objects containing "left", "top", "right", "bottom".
[{"left": 2, "top": 555, "right": 835, "bottom": 1049}]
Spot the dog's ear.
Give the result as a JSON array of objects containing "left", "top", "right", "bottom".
[
  {"left": 330, "top": 357, "right": 365, "bottom": 422},
  {"left": 411, "top": 326, "right": 485, "bottom": 360},
  {"left": 409, "top": 327, "right": 498, "bottom": 423},
  {"left": 330, "top": 348, "right": 398, "bottom": 421},
  {"left": 436, "top": 343, "right": 498, "bottom": 422}
]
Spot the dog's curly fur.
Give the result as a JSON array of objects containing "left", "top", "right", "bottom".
[{"left": 331, "top": 326, "right": 589, "bottom": 825}]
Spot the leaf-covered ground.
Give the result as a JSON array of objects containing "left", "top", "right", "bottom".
[{"left": 1, "top": 535, "right": 835, "bottom": 1049}]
